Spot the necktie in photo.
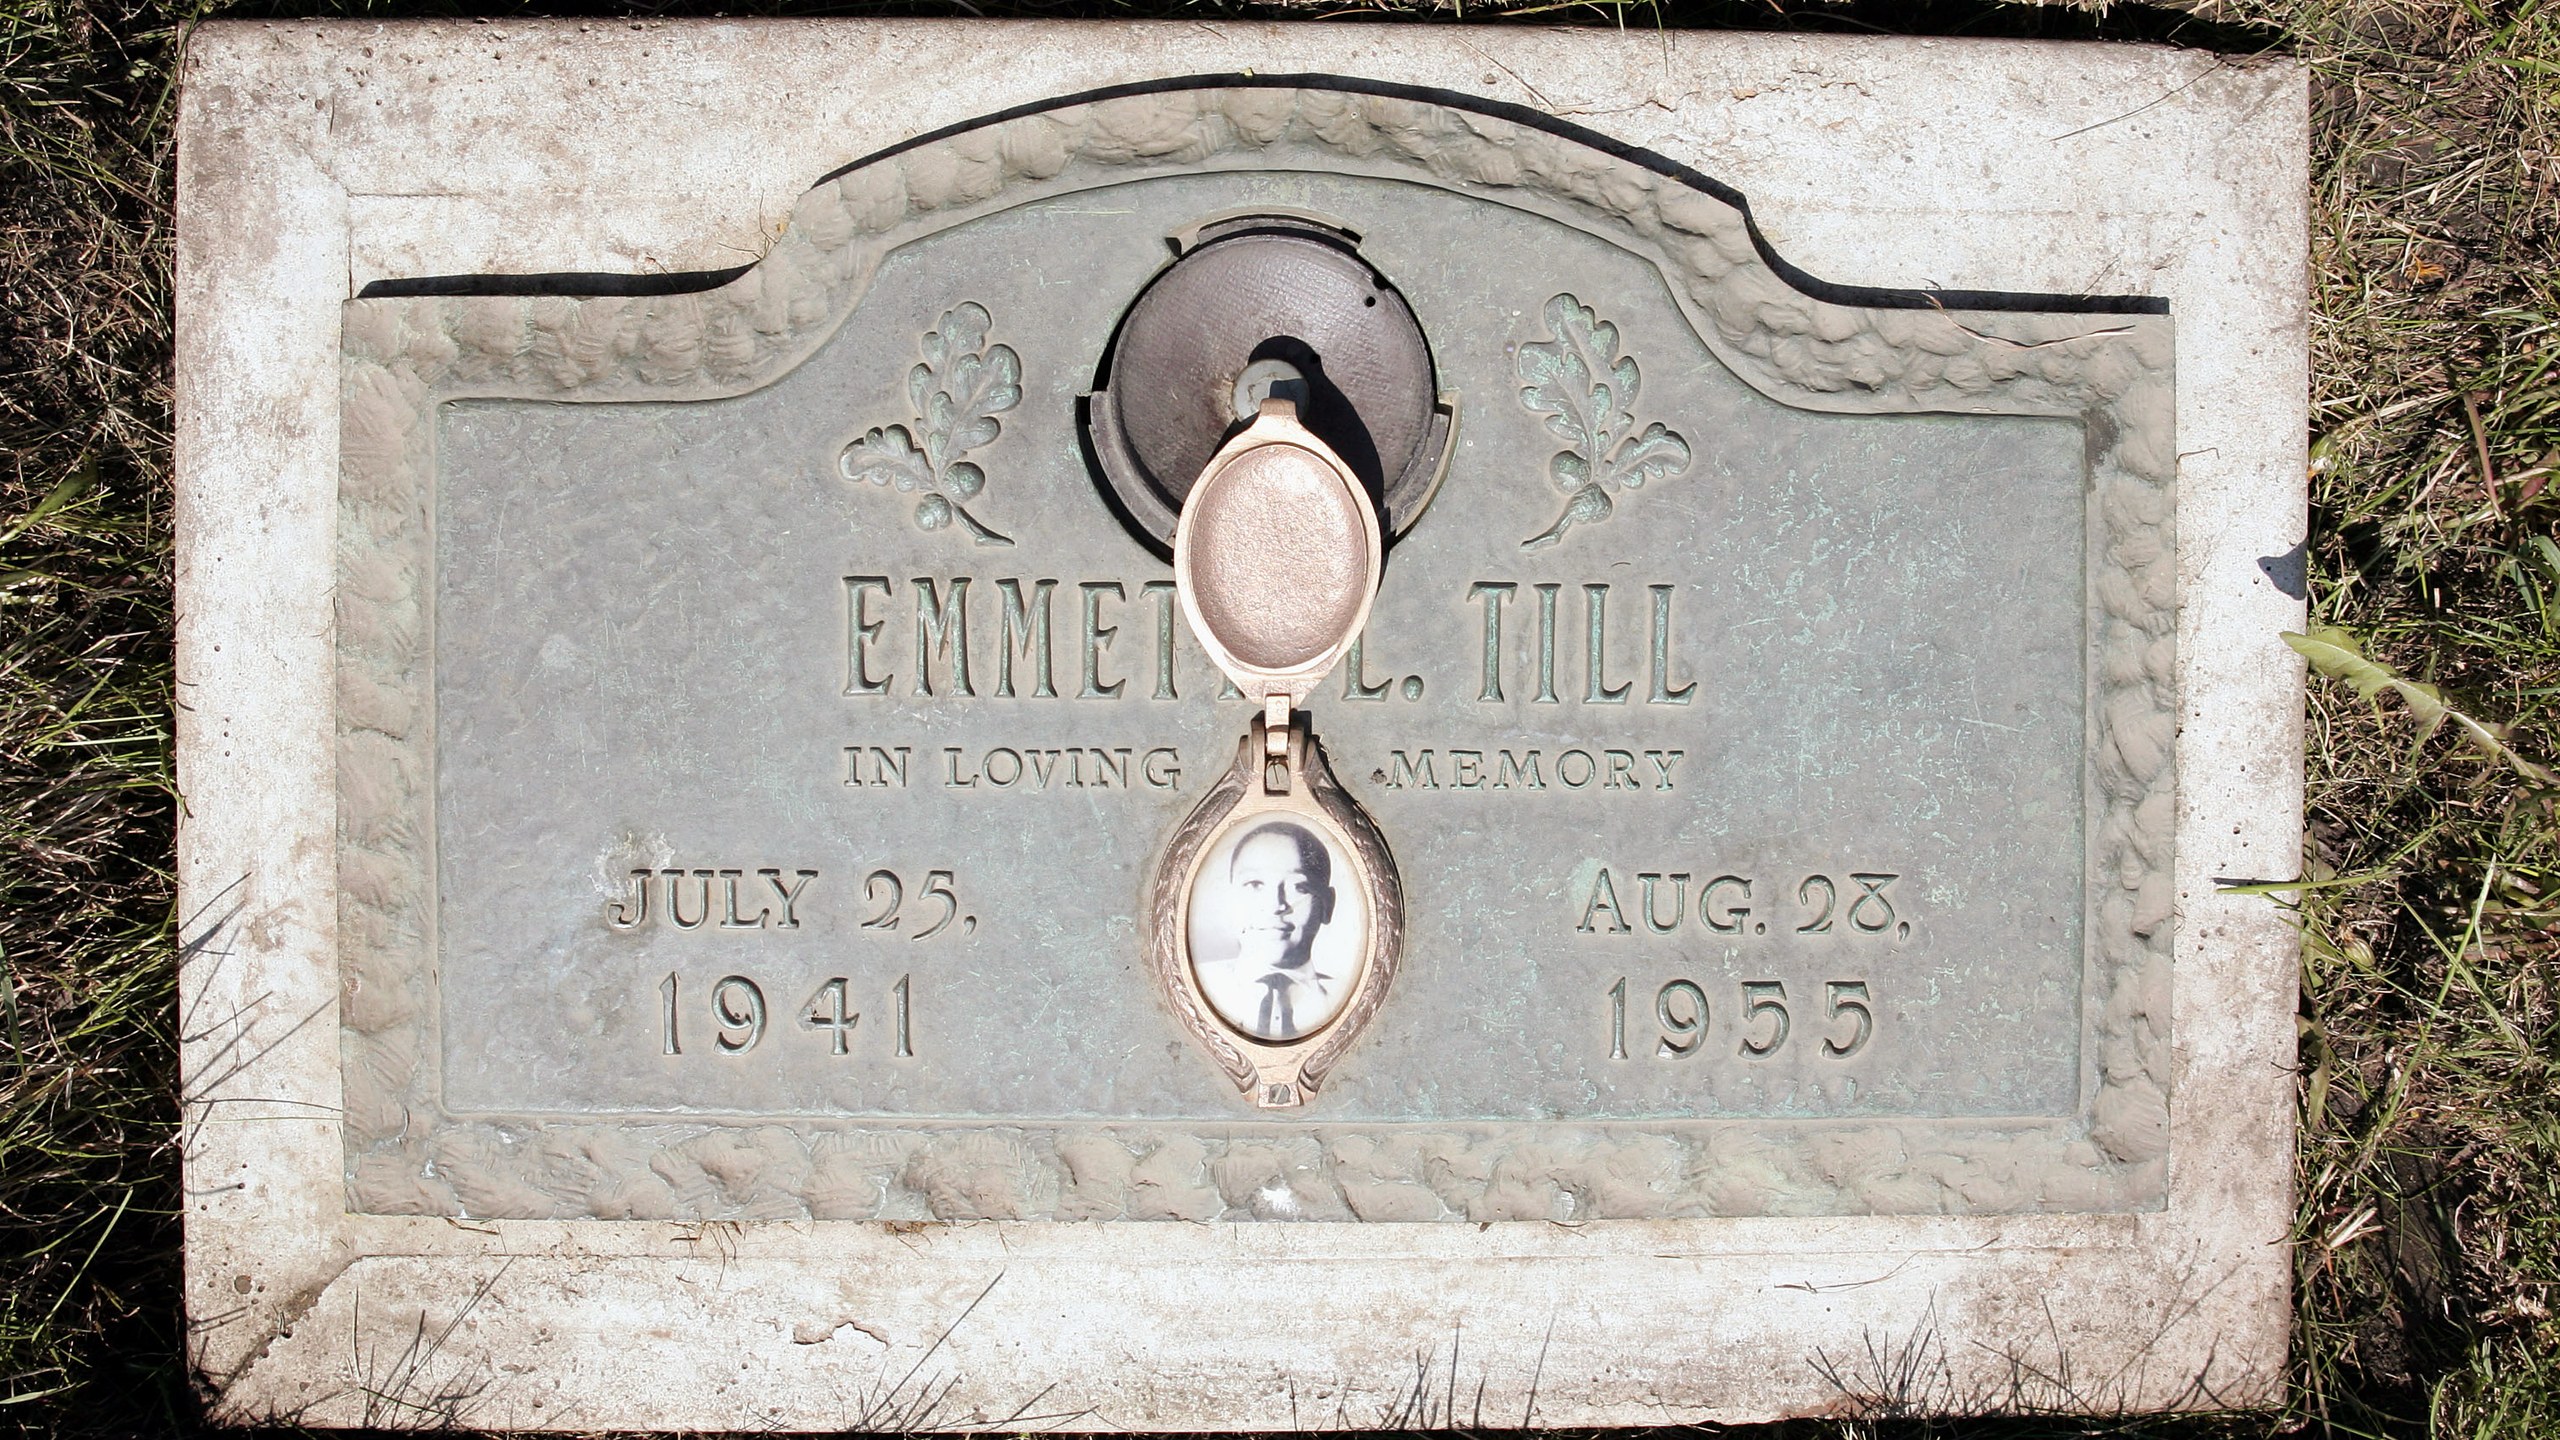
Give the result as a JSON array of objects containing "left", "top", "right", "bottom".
[{"left": 1256, "top": 971, "right": 1296, "bottom": 1038}]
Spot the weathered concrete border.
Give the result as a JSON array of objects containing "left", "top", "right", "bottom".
[{"left": 178, "top": 19, "right": 2304, "bottom": 1427}]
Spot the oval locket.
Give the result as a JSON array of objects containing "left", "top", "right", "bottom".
[{"left": 1149, "top": 399, "right": 1404, "bottom": 1109}]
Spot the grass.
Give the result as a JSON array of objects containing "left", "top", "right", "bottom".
[
  {"left": 1, "top": 0, "right": 2556, "bottom": 1436},
  {"left": 2262, "top": 2, "right": 2560, "bottom": 1432},
  {"left": 0, "top": 0, "right": 186, "bottom": 1430}
]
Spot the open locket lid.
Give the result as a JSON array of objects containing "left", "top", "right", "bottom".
[{"left": 1170, "top": 395, "right": 1384, "bottom": 709}]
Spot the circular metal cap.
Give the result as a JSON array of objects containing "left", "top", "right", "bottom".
[{"left": 1089, "top": 218, "right": 1448, "bottom": 546}]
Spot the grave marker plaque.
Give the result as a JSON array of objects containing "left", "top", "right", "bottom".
[{"left": 179, "top": 22, "right": 2308, "bottom": 1428}]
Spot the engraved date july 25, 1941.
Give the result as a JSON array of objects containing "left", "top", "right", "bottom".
[
  {"left": 604, "top": 866, "right": 977, "bottom": 938},
  {"left": 658, "top": 972, "right": 917, "bottom": 1059}
]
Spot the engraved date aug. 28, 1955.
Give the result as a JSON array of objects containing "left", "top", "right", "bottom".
[
  {"left": 1607, "top": 976, "right": 1875, "bottom": 1062},
  {"left": 1577, "top": 868, "right": 1911, "bottom": 940}
]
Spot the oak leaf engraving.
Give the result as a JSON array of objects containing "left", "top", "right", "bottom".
[
  {"left": 840, "top": 301, "right": 1020, "bottom": 545},
  {"left": 1515, "top": 292, "right": 1693, "bottom": 550},
  {"left": 840, "top": 425, "right": 930, "bottom": 492}
]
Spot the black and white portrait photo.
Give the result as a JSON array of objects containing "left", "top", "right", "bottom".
[{"left": 1186, "top": 815, "right": 1367, "bottom": 1043}]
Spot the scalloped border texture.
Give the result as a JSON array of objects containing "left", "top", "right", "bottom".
[{"left": 338, "top": 83, "right": 2176, "bottom": 1223}]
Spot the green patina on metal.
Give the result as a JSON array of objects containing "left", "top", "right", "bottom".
[{"left": 336, "top": 85, "right": 2176, "bottom": 1223}]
